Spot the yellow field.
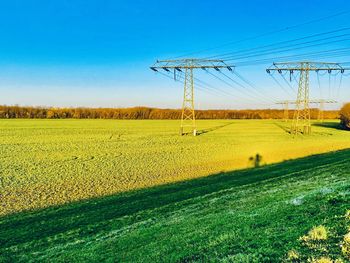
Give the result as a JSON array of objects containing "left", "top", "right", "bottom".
[{"left": 1, "top": 119, "right": 350, "bottom": 215}]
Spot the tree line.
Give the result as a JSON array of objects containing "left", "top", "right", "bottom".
[{"left": 0, "top": 105, "right": 340, "bottom": 120}]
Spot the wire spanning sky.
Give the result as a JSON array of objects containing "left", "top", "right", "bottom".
[{"left": 0, "top": 0, "right": 350, "bottom": 109}]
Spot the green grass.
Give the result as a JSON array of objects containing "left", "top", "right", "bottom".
[
  {"left": 1, "top": 119, "right": 350, "bottom": 215},
  {"left": 1, "top": 149, "right": 350, "bottom": 262}
]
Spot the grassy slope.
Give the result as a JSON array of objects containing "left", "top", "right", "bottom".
[
  {"left": 2, "top": 119, "right": 350, "bottom": 215},
  {"left": 1, "top": 149, "right": 350, "bottom": 262}
]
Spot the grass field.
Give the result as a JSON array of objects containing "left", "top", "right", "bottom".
[
  {"left": 1, "top": 119, "right": 350, "bottom": 216},
  {"left": 1, "top": 149, "right": 350, "bottom": 262}
]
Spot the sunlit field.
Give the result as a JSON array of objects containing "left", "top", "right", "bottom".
[
  {"left": 1, "top": 148, "right": 350, "bottom": 262},
  {"left": 1, "top": 119, "right": 350, "bottom": 216}
]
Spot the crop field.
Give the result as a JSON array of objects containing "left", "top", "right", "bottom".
[
  {"left": 1, "top": 119, "right": 350, "bottom": 216},
  {"left": 1, "top": 149, "right": 350, "bottom": 262},
  {"left": 3, "top": 1, "right": 350, "bottom": 262}
]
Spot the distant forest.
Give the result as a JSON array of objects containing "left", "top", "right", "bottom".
[{"left": 0, "top": 105, "right": 339, "bottom": 120}]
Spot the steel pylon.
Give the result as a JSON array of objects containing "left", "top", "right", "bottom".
[
  {"left": 180, "top": 68, "right": 196, "bottom": 135},
  {"left": 276, "top": 101, "right": 289, "bottom": 122},
  {"left": 267, "top": 61, "right": 347, "bottom": 135},
  {"left": 292, "top": 63, "right": 311, "bottom": 134},
  {"left": 151, "top": 58, "right": 234, "bottom": 136}
]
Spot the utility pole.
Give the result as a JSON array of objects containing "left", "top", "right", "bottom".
[
  {"left": 151, "top": 59, "right": 233, "bottom": 136},
  {"left": 267, "top": 62, "right": 346, "bottom": 135}
]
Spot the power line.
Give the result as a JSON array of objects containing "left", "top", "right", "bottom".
[
  {"left": 193, "top": 76, "right": 244, "bottom": 99},
  {"left": 268, "top": 71, "right": 295, "bottom": 97},
  {"left": 153, "top": 64, "right": 276, "bottom": 105},
  {"left": 205, "top": 70, "right": 264, "bottom": 102},
  {"left": 154, "top": 70, "right": 225, "bottom": 98},
  {"left": 153, "top": 67, "right": 273, "bottom": 120},
  {"left": 199, "top": 70, "right": 279, "bottom": 104},
  {"left": 171, "top": 9, "right": 350, "bottom": 59},
  {"left": 337, "top": 71, "right": 343, "bottom": 99},
  {"left": 220, "top": 35, "right": 350, "bottom": 61},
  {"left": 280, "top": 71, "right": 297, "bottom": 93},
  {"left": 177, "top": 70, "right": 261, "bottom": 100},
  {"left": 232, "top": 71, "right": 278, "bottom": 103},
  {"left": 233, "top": 48, "right": 350, "bottom": 67},
  {"left": 328, "top": 71, "right": 332, "bottom": 98},
  {"left": 207, "top": 27, "right": 350, "bottom": 60},
  {"left": 316, "top": 71, "right": 323, "bottom": 99}
]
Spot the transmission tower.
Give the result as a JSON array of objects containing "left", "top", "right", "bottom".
[
  {"left": 267, "top": 62, "right": 346, "bottom": 135},
  {"left": 277, "top": 99, "right": 337, "bottom": 123},
  {"left": 316, "top": 99, "right": 337, "bottom": 122},
  {"left": 151, "top": 59, "right": 233, "bottom": 136},
  {"left": 276, "top": 101, "right": 290, "bottom": 122}
]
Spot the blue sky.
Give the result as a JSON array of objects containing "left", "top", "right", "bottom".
[{"left": 0, "top": 0, "right": 350, "bottom": 109}]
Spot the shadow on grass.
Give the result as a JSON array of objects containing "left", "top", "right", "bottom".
[
  {"left": 274, "top": 122, "right": 291, "bottom": 134},
  {"left": 312, "top": 121, "right": 343, "bottom": 131},
  {"left": 196, "top": 122, "right": 234, "bottom": 135},
  {"left": 274, "top": 121, "right": 346, "bottom": 134},
  {"left": 1, "top": 149, "right": 350, "bottom": 249}
]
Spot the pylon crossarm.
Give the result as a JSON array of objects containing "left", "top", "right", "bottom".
[
  {"left": 267, "top": 62, "right": 350, "bottom": 73},
  {"left": 268, "top": 67, "right": 347, "bottom": 71},
  {"left": 150, "top": 59, "right": 234, "bottom": 71},
  {"left": 276, "top": 100, "right": 337, "bottom": 104}
]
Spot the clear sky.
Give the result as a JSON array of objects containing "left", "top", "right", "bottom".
[{"left": 0, "top": 0, "right": 350, "bottom": 109}]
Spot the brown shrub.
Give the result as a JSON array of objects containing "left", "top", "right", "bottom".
[{"left": 340, "top": 103, "right": 350, "bottom": 130}]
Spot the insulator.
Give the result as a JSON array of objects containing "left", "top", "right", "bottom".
[
  {"left": 328, "top": 69, "right": 331, "bottom": 74},
  {"left": 214, "top": 67, "right": 220, "bottom": 71},
  {"left": 227, "top": 66, "right": 233, "bottom": 71},
  {"left": 341, "top": 69, "right": 345, "bottom": 74},
  {"left": 150, "top": 67, "right": 158, "bottom": 72},
  {"left": 175, "top": 67, "right": 182, "bottom": 72},
  {"left": 278, "top": 69, "right": 282, "bottom": 74},
  {"left": 266, "top": 69, "right": 270, "bottom": 74},
  {"left": 163, "top": 67, "right": 170, "bottom": 72}
]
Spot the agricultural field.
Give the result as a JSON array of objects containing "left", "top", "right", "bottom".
[
  {"left": 1, "top": 148, "right": 350, "bottom": 262},
  {"left": 1, "top": 119, "right": 350, "bottom": 216}
]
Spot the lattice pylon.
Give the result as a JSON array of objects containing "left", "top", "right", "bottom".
[
  {"left": 291, "top": 63, "right": 311, "bottom": 135},
  {"left": 180, "top": 68, "right": 196, "bottom": 136},
  {"left": 151, "top": 58, "right": 234, "bottom": 136}
]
